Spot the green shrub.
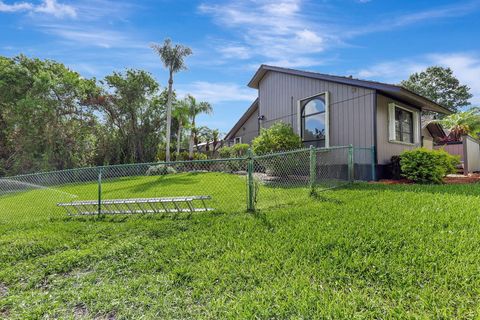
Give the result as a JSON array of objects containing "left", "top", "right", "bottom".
[
  {"left": 146, "top": 165, "right": 177, "bottom": 176},
  {"left": 218, "top": 143, "right": 250, "bottom": 161},
  {"left": 252, "top": 122, "right": 302, "bottom": 155},
  {"left": 231, "top": 143, "right": 250, "bottom": 157},
  {"left": 173, "top": 151, "right": 208, "bottom": 161},
  {"left": 218, "top": 146, "right": 232, "bottom": 159},
  {"left": 400, "top": 148, "right": 459, "bottom": 184}
]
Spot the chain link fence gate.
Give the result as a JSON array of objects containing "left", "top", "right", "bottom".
[{"left": 0, "top": 146, "right": 374, "bottom": 225}]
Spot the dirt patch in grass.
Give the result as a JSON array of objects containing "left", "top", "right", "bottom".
[{"left": 444, "top": 173, "right": 480, "bottom": 184}]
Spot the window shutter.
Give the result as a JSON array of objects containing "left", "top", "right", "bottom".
[{"left": 388, "top": 103, "right": 396, "bottom": 141}]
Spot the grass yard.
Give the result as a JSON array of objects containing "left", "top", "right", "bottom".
[{"left": 1, "top": 173, "right": 480, "bottom": 318}]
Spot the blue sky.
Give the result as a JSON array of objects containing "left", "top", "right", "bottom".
[{"left": 1, "top": 0, "right": 480, "bottom": 134}]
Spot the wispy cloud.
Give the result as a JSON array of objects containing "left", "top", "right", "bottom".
[
  {"left": 348, "top": 1, "right": 480, "bottom": 36},
  {"left": 354, "top": 52, "right": 480, "bottom": 105},
  {"left": 199, "top": 0, "right": 480, "bottom": 70},
  {"left": 177, "top": 81, "right": 257, "bottom": 103},
  {"left": 199, "top": 0, "right": 334, "bottom": 68},
  {"left": 0, "top": 0, "right": 76, "bottom": 18},
  {"left": 39, "top": 24, "right": 144, "bottom": 49},
  {"left": 0, "top": 1, "right": 33, "bottom": 12}
]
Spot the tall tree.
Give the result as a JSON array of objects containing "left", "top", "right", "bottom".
[
  {"left": 211, "top": 129, "right": 221, "bottom": 156},
  {"left": 151, "top": 39, "right": 192, "bottom": 162},
  {"left": 0, "top": 55, "right": 100, "bottom": 174},
  {"left": 172, "top": 98, "right": 190, "bottom": 158},
  {"left": 90, "top": 69, "right": 164, "bottom": 163},
  {"left": 401, "top": 66, "right": 472, "bottom": 113},
  {"left": 184, "top": 95, "right": 213, "bottom": 159}
]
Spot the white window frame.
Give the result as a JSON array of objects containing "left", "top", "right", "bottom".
[
  {"left": 297, "top": 91, "right": 330, "bottom": 148},
  {"left": 234, "top": 137, "right": 242, "bottom": 144},
  {"left": 388, "top": 102, "right": 420, "bottom": 145}
]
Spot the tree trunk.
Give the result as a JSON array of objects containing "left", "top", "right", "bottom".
[
  {"left": 189, "top": 116, "right": 195, "bottom": 160},
  {"left": 176, "top": 119, "right": 182, "bottom": 159},
  {"left": 165, "top": 71, "right": 174, "bottom": 162}
]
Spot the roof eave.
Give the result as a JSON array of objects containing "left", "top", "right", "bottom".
[{"left": 224, "top": 99, "right": 259, "bottom": 140}]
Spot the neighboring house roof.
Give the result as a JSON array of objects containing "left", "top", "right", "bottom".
[
  {"left": 248, "top": 64, "right": 453, "bottom": 115},
  {"left": 421, "top": 115, "right": 447, "bottom": 140},
  {"left": 224, "top": 98, "right": 258, "bottom": 140}
]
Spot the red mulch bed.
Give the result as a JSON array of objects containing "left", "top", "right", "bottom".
[{"left": 373, "top": 173, "right": 480, "bottom": 185}]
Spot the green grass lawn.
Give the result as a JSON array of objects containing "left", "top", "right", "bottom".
[{"left": 1, "top": 173, "right": 480, "bottom": 318}]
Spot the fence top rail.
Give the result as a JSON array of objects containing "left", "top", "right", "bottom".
[{"left": 1, "top": 145, "right": 360, "bottom": 181}]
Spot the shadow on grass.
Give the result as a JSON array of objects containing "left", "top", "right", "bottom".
[
  {"left": 251, "top": 210, "right": 275, "bottom": 232},
  {"left": 102, "top": 174, "right": 202, "bottom": 196}
]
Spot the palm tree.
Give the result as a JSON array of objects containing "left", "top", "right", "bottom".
[
  {"left": 212, "top": 129, "right": 221, "bottom": 156},
  {"left": 435, "top": 107, "right": 480, "bottom": 141},
  {"left": 151, "top": 39, "right": 192, "bottom": 162},
  {"left": 172, "top": 99, "right": 190, "bottom": 159},
  {"left": 184, "top": 95, "right": 213, "bottom": 159}
]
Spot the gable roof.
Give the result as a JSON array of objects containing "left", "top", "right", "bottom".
[
  {"left": 224, "top": 98, "right": 258, "bottom": 140},
  {"left": 248, "top": 64, "right": 452, "bottom": 115}
]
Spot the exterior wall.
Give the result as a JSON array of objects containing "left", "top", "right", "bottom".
[
  {"left": 229, "top": 107, "right": 259, "bottom": 145},
  {"left": 464, "top": 136, "right": 480, "bottom": 173},
  {"left": 376, "top": 94, "right": 422, "bottom": 165},
  {"left": 422, "top": 127, "right": 434, "bottom": 150},
  {"left": 258, "top": 71, "right": 376, "bottom": 149},
  {"left": 434, "top": 143, "right": 464, "bottom": 161}
]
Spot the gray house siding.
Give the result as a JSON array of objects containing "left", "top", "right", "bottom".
[
  {"left": 228, "top": 107, "right": 259, "bottom": 145},
  {"left": 376, "top": 94, "right": 422, "bottom": 165},
  {"left": 258, "top": 71, "right": 376, "bottom": 149}
]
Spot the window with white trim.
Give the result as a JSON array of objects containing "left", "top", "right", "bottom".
[
  {"left": 234, "top": 137, "right": 242, "bottom": 144},
  {"left": 388, "top": 103, "right": 419, "bottom": 144}
]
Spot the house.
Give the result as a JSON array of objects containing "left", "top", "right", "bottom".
[{"left": 224, "top": 65, "right": 452, "bottom": 179}]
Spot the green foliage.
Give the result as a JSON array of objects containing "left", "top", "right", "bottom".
[
  {"left": 2, "top": 177, "right": 480, "bottom": 318},
  {"left": 400, "top": 148, "right": 460, "bottom": 184},
  {"left": 92, "top": 69, "right": 165, "bottom": 164},
  {"left": 252, "top": 122, "right": 302, "bottom": 155},
  {"left": 218, "top": 144, "right": 250, "bottom": 159},
  {"left": 401, "top": 66, "right": 472, "bottom": 112},
  {"left": 157, "top": 150, "right": 207, "bottom": 162},
  {"left": 436, "top": 107, "right": 480, "bottom": 140},
  {"left": 146, "top": 164, "right": 177, "bottom": 176},
  {"left": 0, "top": 55, "right": 100, "bottom": 175}
]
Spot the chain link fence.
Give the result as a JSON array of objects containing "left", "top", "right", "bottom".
[{"left": 0, "top": 146, "right": 374, "bottom": 225}]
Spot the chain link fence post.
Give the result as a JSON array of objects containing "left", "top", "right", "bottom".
[
  {"left": 98, "top": 167, "right": 102, "bottom": 214},
  {"left": 246, "top": 148, "right": 255, "bottom": 212},
  {"left": 309, "top": 145, "right": 317, "bottom": 195},
  {"left": 348, "top": 144, "right": 354, "bottom": 182}
]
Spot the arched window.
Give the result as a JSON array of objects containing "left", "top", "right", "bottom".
[{"left": 301, "top": 95, "right": 326, "bottom": 143}]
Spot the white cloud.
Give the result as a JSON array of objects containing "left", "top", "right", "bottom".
[
  {"left": 40, "top": 25, "right": 142, "bottom": 48},
  {"left": 218, "top": 45, "right": 252, "bottom": 60},
  {"left": 35, "top": 0, "right": 76, "bottom": 18},
  {"left": 349, "top": 1, "right": 480, "bottom": 36},
  {"left": 0, "top": 0, "right": 75, "bottom": 18},
  {"left": 177, "top": 82, "right": 257, "bottom": 104},
  {"left": 200, "top": 0, "right": 480, "bottom": 70},
  {"left": 199, "top": 0, "right": 333, "bottom": 68},
  {"left": 354, "top": 52, "right": 480, "bottom": 105},
  {"left": 0, "top": 1, "right": 32, "bottom": 12}
]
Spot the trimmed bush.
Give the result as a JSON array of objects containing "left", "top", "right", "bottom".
[
  {"left": 400, "top": 148, "right": 459, "bottom": 184},
  {"left": 218, "top": 143, "right": 250, "bottom": 159},
  {"left": 252, "top": 122, "right": 302, "bottom": 155},
  {"left": 146, "top": 165, "right": 177, "bottom": 176}
]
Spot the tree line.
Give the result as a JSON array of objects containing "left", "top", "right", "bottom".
[{"left": 0, "top": 51, "right": 216, "bottom": 176}]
